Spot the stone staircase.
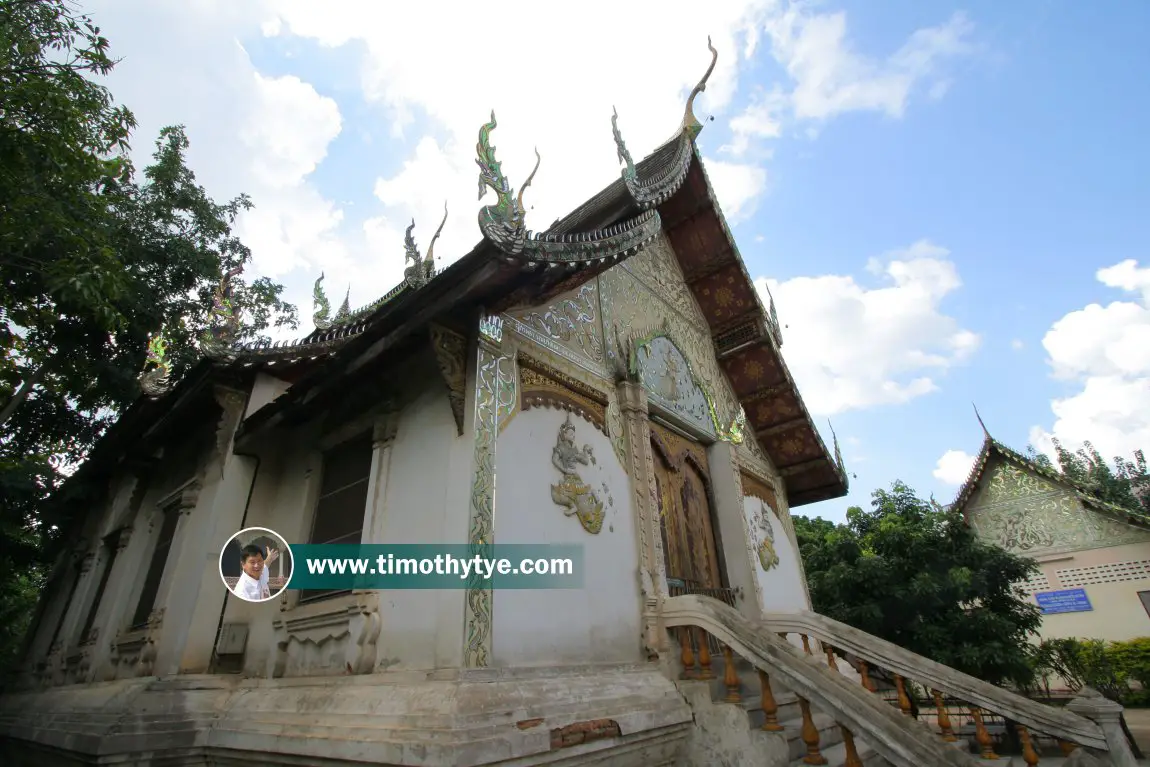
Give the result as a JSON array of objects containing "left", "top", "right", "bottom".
[{"left": 663, "top": 594, "right": 1143, "bottom": 767}]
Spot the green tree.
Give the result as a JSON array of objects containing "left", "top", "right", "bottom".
[
  {"left": 0, "top": 0, "right": 298, "bottom": 676},
  {"left": 793, "top": 481, "right": 1042, "bottom": 686},
  {"left": 1026, "top": 440, "right": 1149, "bottom": 516}
]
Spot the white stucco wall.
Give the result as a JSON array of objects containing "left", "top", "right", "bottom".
[
  {"left": 374, "top": 383, "right": 459, "bottom": 670},
  {"left": 492, "top": 407, "right": 642, "bottom": 666},
  {"left": 743, "top": 496, "right": 809, "bottom": 614}
]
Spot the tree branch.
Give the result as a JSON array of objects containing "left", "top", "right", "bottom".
[{"left": 0, "top": 362, "right": 49, "bottom": 431}]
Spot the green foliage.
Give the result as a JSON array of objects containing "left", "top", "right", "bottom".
[
  {"left": 793, "top": 481, "right": 1043, "bottom": 686},
  {"left": 1030, "top": 637, "right": 1150, "bottom": 706},
  {"left": 1026, "top": 440, "right": 1149, "bottom": 516},
  {"left": 0, "top": 0, "right": 299, "bottom": 677}
]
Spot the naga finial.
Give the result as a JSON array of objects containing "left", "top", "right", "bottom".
[
  {"left": 313, "top": 272, "right": 332, "bottom": 330},
  {"left": 681, "top": 36, "right": 718, "bottom": 140},
  {"left": 611, "top": 106, "right": 637, "bottom": 183},
  {"left": 476, "top": 111, "right": 529, "bottom": 239},
  {"left": 199, "top": 265, "right": 243, "bottom": 358},
  {"left": 404, "top": 219, "right": 420, "bottom": 266},
  {"left": 425, "top": 202, "right": 448, "bottom": 271},
  {"left": 138, "top": 330, "right": 172, "bottom": 398}
]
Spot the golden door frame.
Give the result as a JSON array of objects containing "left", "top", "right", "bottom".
[{"left": 648, "top": 420, "right": 729, "bottom": 593}]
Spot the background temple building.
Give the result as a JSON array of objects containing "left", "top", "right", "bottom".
[
  {"left": 0, "top": 42, "right": 1139, "bottom": 767},
  {"left": 954, "top": 425, "right": 1150, "bottom": 644}
]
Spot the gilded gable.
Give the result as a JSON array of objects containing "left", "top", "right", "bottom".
[
  {"left": 967, "top": 457, "right": 1150, "bottom": 556},
  {"left": 600, "top": 233, "right": 756, "bottom": 455}
]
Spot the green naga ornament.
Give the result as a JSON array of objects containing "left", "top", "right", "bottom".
[
  {"left": 138, "top": 331, "right": 172, "bottom": 398},
  {"left": 313, "top": 272, "right": 332, "bottom": 330},
  {"left": 200, "top": 265, "right": 243, "bottom": 359},
  {"left": 476, "top": 111, "right": 540, "bottom": 258}
]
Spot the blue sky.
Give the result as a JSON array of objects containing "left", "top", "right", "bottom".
[{"left": 85, "top": 0, "right": 1150, "bottom": 523}]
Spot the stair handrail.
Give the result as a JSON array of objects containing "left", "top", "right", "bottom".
[
  {"left": 758, "top": 609, "right": 1109, "bottom": 751},
  {"left": 661, "top": 594, "right": 984, "bottom": 766}
]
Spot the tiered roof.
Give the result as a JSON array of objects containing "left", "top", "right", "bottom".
[{"left": 77, "top": 39, "right": 848, "bottom": 519}]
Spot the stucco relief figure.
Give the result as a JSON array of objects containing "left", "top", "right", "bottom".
[
  {"left": 550, "top": 413, "right": 605, "bottom": 535},
  {"left": 755, "top": 503, "right": 780, "bottom": 572}
]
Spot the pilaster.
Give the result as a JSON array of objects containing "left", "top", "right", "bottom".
[
  {"left": 361, "top": 412, "right": 400, "bottom": 545},
  {"left": 616, "top": 381, "right": 670, "bottom": 657},
  {"left": 168, "top": 387, "right": 258, "bottom": 674},
  {"left": 706, "top": 441, "right": 763, "bottom": 620},
  {"left": 462, "top": 312, "right": 515, "bottom": 668}
]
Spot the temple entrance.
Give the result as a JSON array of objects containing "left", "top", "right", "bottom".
[{"left": 649, "top": 422, "right": 725, "bottom": 595}]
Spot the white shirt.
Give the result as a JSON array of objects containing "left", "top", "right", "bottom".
[{"left": 234, "top": 571, "right": 270, "bottom": 601}]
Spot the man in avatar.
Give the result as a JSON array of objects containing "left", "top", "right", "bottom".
[{"left": 233, "top": 543, "right": 279, "bottom": 601}]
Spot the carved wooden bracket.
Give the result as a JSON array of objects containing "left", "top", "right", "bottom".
[{"left": 429, "top": 323, "right": 468, "bottom": 436}]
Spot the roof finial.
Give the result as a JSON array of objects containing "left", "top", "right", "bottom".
[
  {"left": 828, "top": 419, "right": 846, "bottom": 475},
  {"left": 682, "top": 36, "right": 718, "bottom": 140},
  {"left": 973, "top": 402, "right": 991, "bottom": 439},
  {"left": 426, "top": 201, "right": 448, "bottom": 269}
]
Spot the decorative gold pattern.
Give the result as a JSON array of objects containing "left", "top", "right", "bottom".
[
  {"left": 519, "top": 360, "right": 607, "bottom": 434},
  {"left": 463, "top": 320, "right": 516, "bottom": 668},
  {"left": 550, "top": 414, "right": 606, "bottom": 535},
  {"left": 623, "top": 234, "right": 706, "bottom": 329},
  {"left": 968, "top": 458, "right": 1150, "bottom": 556},
  {"left": 430, "top": 324, "right": 468, "bottom": 435},
  {"left": 512, "top": 283, "right": 604, "bottom": 366},
  {"left": 601, "top": 262, "right": 745, "bottom": 444}
]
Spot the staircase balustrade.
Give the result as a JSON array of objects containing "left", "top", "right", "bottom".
[{"left": 662, "top": 594, "right": 1139, "bottom": 767}]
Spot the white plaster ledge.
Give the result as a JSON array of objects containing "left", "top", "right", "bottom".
[{"left": 0, "top": 665, "right": 692, "bottom": 767}]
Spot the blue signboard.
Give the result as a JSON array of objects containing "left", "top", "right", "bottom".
[{"left": 1035, "top": 588, "right": 1093, "bottom": 615}]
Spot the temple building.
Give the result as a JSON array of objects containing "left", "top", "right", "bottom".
[
  {"left": 0, "top": 42, "right": 1138, "bottom": 767},
  {"left": 953, "top": 419, "right": 1150, "bottom": 645}
]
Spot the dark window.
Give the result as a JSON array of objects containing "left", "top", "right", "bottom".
[
  {"left": 78, "top": 531, "right": 122, "bottom": 644},
  {"left": 47, "top": 565, "right": 84, "bottom": 651},
  {"left": 300, "top": 433, "right": 373, "bottom": 603},
  {"left": 131, "top": 507, "right": 181, "bottom": 629},
  {"left": 1139, "top": 591, "right": 1150, "bottom": 618}
]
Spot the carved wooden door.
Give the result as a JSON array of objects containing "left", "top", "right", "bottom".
[{"left": 651, "top": 424, "right": 723, "bottom": 590}]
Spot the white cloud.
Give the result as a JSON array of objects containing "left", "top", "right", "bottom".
[
  {"left": 81, "top": 0, "right": 978, "bottom": 345},
  {"left": 1030, "top": 259, "right": 1150, "bottom": 461},
  {"left": 726, "top": 6, "right": 974, "bottom": 156},
  {"left": 933, "top": 449, "right": 977, "bottom": 485},
  {"left": 756, "top": 240, "right": 980, "bottom": 415},
  {"left": 1011, "top": 339, "right": 1024, "bottom": 350}
]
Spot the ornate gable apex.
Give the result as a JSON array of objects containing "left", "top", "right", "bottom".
[{"left": 952, "top": 433, "right": 1150, "bottom": 532}]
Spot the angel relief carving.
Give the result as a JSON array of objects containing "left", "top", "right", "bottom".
[
  {"left": 550, "top": 413, "right": 605, "bottom": 535},
  {"left": 754, "top": 502, "right": 780, "bottom": 572}
]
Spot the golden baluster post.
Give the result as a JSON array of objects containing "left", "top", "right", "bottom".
[
  {"left": 932, "top": 689, "right": 957, "bottom": 742},
  {"left": 721, "top": 645, "right": 741, "bottom": 702},
  {"left": 801, "top": 634, "right": 813, "bottom": 655},
  {"left": 1017, "top": 725, "right": 1040, "bottom": 767},
  {"left": 797, "top": 697, "right": 828, "bottom": 765},
  {"left": 970, "top": 707, "right": 998, "bottom": 760},
  {"left": 824, "top": 644, "right": 836, "bottom": 669},
  {"left": 1059, "top": 740, "right": 1077, "bottom": 756},
  {"left": 893, "top": 674, "right": 913, "bottom": 717},
  {"left": 840, "top": 726, "right": 864, "bottom": 767},
  {"left": 758, "top": 670, "right": 784, "bottom": 732},
  {"left": 695, "top": 627, "right": 714, "bottom": 680},
  {"left": 857, "top": 660, "right": 877, "bottom": 693},
  {"left": 679, "top": 627, "right": 695, "bottom": 679}
]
